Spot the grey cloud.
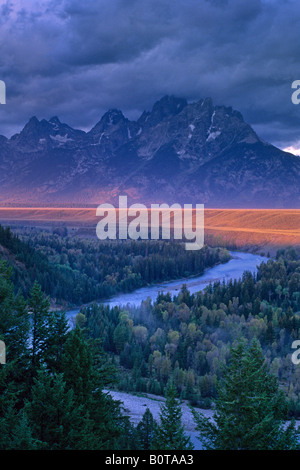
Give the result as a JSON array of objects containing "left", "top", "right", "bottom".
[{"left": 0, "top": 0, "right": 300, "bottom": 151}]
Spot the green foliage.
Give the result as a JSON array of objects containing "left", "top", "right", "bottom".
[
  {"left": 0, "top": 264, "right": 131, "bottom": 449},
  {"left": 0, "top": 259, "right": 29, "bottom": 363},
  {"left": 25, "top": 368, "right": 88, "bottom": 449},
  {"left": 0, "top": 224, "right": 229, "bottom": 305},
  {"left": 191, "top": 340, "right": 300, "bottom": 450},
  {"left": 84, "top": 248, "right": 300, "bottom": 418},
  {"left": 1, "top": 226, "right": 300, "bottom": 450},
  {"left": 136, "top": 407, "right": 157, "bottom": 450},
  {"left": 151, "top": 381, "right": 194, "bottom": 450}
]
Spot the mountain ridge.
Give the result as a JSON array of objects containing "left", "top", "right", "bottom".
[{"left": 0, "top": 95, "right": 299, "bottom": 208}]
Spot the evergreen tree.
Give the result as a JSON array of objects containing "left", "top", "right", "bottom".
[
  {"left": 44, "top": 310, "right": 69, "bottom": 373},
  {"left": 0, "top": 403, "right": 38, "bottom": 450},
  {"left": 61, "top": 326, "right": 96, "bottom": 403},
  {"left": 0, "top": 361, "right": 37, "bottom": 450},
  {"left": 8, "top": 412, "right": 39, "bottom": 450},
  {"left": 0, "top": 259, "right": 29, "bottom": 364},
  {"left": 25, "top": 367, "right": 90, "bottom": 449},
  {"left": 0, "top": 260, "right": 30, "bottom": 408},
  {"left": 0, "top": 363, "right": 33, "bottom": 450},
  {"left": 191, "top": 339, "right": 300, "bottom": 450},
  {"left": 136, "top": 407, "right": 157, "bottom": 450},
  {"left": 151, "top": 381, "right": 194, "bottom": 450},
  {"left": 116, "top": 416, "right": 139, "bottom": 450},
  {"left": 60, "top": 326, "right": 127, "bottom": 449}
]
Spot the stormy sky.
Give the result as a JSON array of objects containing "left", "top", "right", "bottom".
[{"left": 1, "top": 0, "right": 300, "bottom": 153}]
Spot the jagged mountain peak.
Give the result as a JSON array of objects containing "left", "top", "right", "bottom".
[
  {"left": 23, "top": 115, "right": 40, "bottom": 130},
  {"left": 88, "top": 108, "right": 128, "bottom": 139},
  {"left": 152, "top": 94, "right": 187, "bottom": 111},
  {"left": 0, "top": 95, "right": 299, "bottom": 208},
  {"left": 49, "top": 116, "right": 61, "bottom": 124},
  {"left": 28, "top": 115, "right": 39, "bottom": 124},
  {"left": 100, "top": 108, "right": 126, "bottom": 125},
  {"left": 145, "top": 95, "right": 188, "bottom": 126},
  {"left": 9, "top": 114, "right": 86, "bottom": 149},
  {"left": 11, "top": 115, "right": 46, "bottom": 144}
]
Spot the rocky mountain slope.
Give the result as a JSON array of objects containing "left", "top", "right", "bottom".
[{"left": 0, "top": 95, "right": 299, "bottom": 208}]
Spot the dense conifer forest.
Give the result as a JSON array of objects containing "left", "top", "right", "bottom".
[
  {"left": 81, "top": 247, "right": 300, "bottom": 417},
  {"left": 0, "top": 225, "right": 230, "bottom": 306},
  {"left": 0, "top": 224, "right": 299, "bottom": 449}
]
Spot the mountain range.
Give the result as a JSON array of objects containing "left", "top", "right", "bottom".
[{"left": 0, "top": 95, "right": 300, "bottom": 208}]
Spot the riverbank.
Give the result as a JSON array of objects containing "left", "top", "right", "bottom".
[
  {"left": 104, "top": 389, "right": 212, "bottom": 450},
  {"left": 104, "top": 389, "right": 300, "bottom": 451},
  {"left": 66, "top": 250, "right": 269, "bottom": 322},
  {"left": 55, "top": 247, "right": 231, "bottom": 312}
]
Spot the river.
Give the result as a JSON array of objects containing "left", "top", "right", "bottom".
[
  {"left": 66, "top": 250, "right": 269, "bottom": 450},
  {"left": 66, "top": 250, "right": 269, "bottom": 322}
]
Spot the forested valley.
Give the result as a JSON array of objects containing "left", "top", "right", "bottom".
[
  {"left": 0, "top": 225, "right": 230, "bottom": 306},
  {"left": 80, "top": 246, "right": 300, "bottom": 418},
  {"left": 0, "top": 224, "right": 300, "bottom": 449}
]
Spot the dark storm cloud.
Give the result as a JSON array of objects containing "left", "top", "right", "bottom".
[{"left": 0, "top": 0, "right": 300, "bottom": 151}]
